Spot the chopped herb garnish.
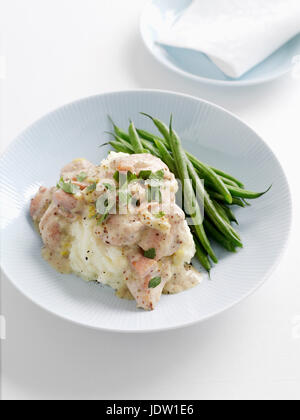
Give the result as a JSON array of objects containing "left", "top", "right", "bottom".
[
  {"left": 138, "top": 170, "right": 164, "bottom": 181},
  {"left": 57, "top": 177, "right": 80, "bottom": 195},
  {"left": 139, "top": 170, "right": 152, "bottom": 180},
  {"left": 113, "top": 171, "right": 138, "bottom": 185},
  {"left": 86, "top": 182, "right": 97, "bottom": 193},
  {"left": 148, "top": 277, "right": 161, "bottom": 289},
  {"left": 76, "top": 172, "right": 88, "bottom": 182},
  {"left": 113, "top": 171, "right": 120, "bottom": 183},
  {"left": 144, "top": 248, "right": 156, "bottom": 260},
  {"left": 150, "top": 169, "right": 164, "bottom": 181},
  {"left": 127, "top": 171, "right": 138, "bottom": 184},
  {"left": 103, "top": 183, "right": 114, "bottom": 191},
  {"left": 155, "top": 211, "right": 165, "bottom": 218}
]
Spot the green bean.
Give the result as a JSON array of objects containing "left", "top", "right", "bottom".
[
  {"left": 206, "top": 190, "right": 246, "bottom": 207},
  {"left": 109, "top": 133, "right": 135, "bottom": 152},
  {"left": 109, "top": 124, "right": 244, "bottom": 214},
  {"left": 110, "top": 127, "right": 176, "bottom": 181},
  {"left": 153, "top": 139, "right": 177, "bottom": 175},
  {"left": 220, "top": 204, "right": 239, "bottom": 225},
  {"left": 187, "top": 154, "right": 233, "bottom": 204},
  {"left": 109, "top": 122, "right": 163, "bottom": 155},
  {"left": 187, "top": 160, "right": 243, "bottom": 247},
  {"left": 207, "top": 184, "right": 271, "bottom": 200},
  {"left": 220, "top": 177, "right": 241, "bottom": 188},
  {"left": 108, "top": 116, "right": 130, "bottom": 142},
  {"left": 228, "top": 185, "right": 272, "bottom": 199},
  {"left": 136, "top": 129, "right": 164, "bottom": 144},
  {"left": 141, "top": 114, "right": 233, "bottom": 205},
  {"left": 109, "top": 121, "right": 162, "bottom": 159},
  {"left": 139, "top": 127, "right": 220, "bottom": 185},
  {"left": 138, "top": 125, "right": 239, "bottom": 233},
  {"left": 194, "top": 238, "right": 212, "bottom": 274},
  {"left": 203, "top": 220, "right": 237, "bottom": 253},
  {"left": 169, "top": 119, "right": 218, "bottom": 263},
  {"left": 185, "top": 154, "right": 239, "bottom": 192},
  {"left": 137, "top": 127, "right": 243, "bottom": 189},
  {"left": 209, "top": 167, "right": 245, "bottom": 189},
  {"left": 136, "top": 124, "right": 247, "bottom": 195},
  {"left": 141, "top": 139, "right": 161, "bottom": 158},
  {"left": 123, "top": 121, "right": 247, "bottom": 194},
  {"left": 140, "top": 113, "right": 170, "bottom": 141},
  {"left": 106, "top": 116, "right": 274, "bottom": 277},
  {"left": 106, "top": 116, "right": 274, "bottom": 275},
  {"left": 190, "top": 166, "right": 238, "bottom": 192},
  {"left": 139, "top": 132, "right": 177, "bottom": 171},
  {"left": 212, "top": 200, "right": 231, "bottom": 224},
  {"left": 128, "top": 122, "right": 145, "bottom": 154},
  {"left": 108, "top": 141, "right": 133, "bottom": 154},
  {"left": 109, "top": 132, "right": 161, "bottom": 162}
]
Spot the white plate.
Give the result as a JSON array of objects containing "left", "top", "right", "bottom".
[
  {"left": 140, "top": 0, "right": 300, "bottom": 86},
  {"left": 0, "top": 90, "right": 292, "bottom": 332}
]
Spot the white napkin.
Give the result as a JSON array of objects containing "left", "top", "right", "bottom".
[{"left": 157, "top": 0, "right": 300, "bottom": 79}]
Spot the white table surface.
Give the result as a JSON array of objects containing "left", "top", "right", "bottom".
[{"left": 1, "top": 0, "right": 300, "bottom": 401}]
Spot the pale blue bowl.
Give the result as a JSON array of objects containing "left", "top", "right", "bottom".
[
  {"left": 141, "top": 0, "right": 300, "bottom": 86},
  {"left": 0, "top": 90, "right": 292, "bottom": 332}
]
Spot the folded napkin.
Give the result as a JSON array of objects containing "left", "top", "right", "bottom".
[{"left": 158, "top": 0, "right": 300, "bottom": 78}]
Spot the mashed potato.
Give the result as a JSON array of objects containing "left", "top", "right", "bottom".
[
  {"left": 69, "top": 216, "right": 199, "bottom": 296},
  {"left": 69, "top": 218, "right": 128, "bottom": 290},
  {"left": 31, "top": 152, "right": 202, "bottom": 310}
]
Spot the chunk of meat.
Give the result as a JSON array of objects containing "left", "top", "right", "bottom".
[
  {"left": 126, "top": 253, "right": 165, "bottom": 310},
  {"left": 109, "top": 153, "right": 171, "bottom": 179},
  {"left": 138, "top": 228, "right": 183, "bottom": 260},
  {"left": 61, "top": 159, "right": 97, "bottom": 182},
  {"left": 30, "top": 187, "right": 54, "bottom": 223},
  {"left": 126, "top": 275, "right": 167, "bottom": 311},
  {"left": 53, "top": 189, "right": 80, "bottom": 212},
  {"left": 129, "top": 254, "right": 158, "bottom": 278},
  {"left": 31, "top": 152, "right": 200, "bottom": 311},
  {"left": 39, "top": 204, "right": 62, "bottom": 250},
  {"left": 72, "top": 181, "right": 87, "bottom": 191},
  {"left": 138, "top": 206, "right": 185, "bottom": 260},
  {"left": 138, "top": 229, "right": 167, "bottom": 260},
  {"left": 96, "top": 214, "right": 145, "bottom": 247}
]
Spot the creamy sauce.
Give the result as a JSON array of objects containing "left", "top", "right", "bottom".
[
  {"left": 164, "top": 263, "right": 201, "bottom": 295},
  {"left": 30, "top": 152, "right": 202, "bottom": 310},
  {"left": 42, "top": 247, "right": 72, "bottom": 274}
]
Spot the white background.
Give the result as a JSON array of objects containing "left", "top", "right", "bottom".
[{"left": 1, "top": 0, "right": 300, "bottom": 400}]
